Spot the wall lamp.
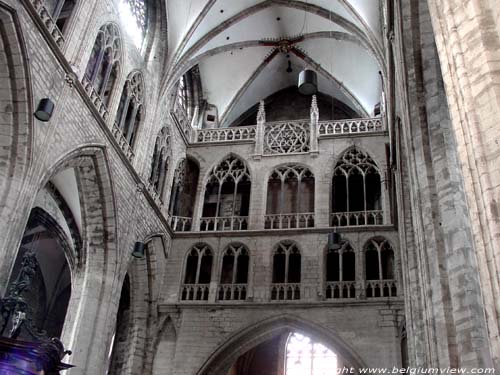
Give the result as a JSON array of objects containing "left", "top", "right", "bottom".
[
  {"left": 132, "top": 241, "right": 145, "bottom": 259},
  {"left": 34, "top": 98, "right": 55, "bottom": 122}
]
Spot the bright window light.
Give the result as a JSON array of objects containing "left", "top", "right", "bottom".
[
  {"left": 286, "top": 332, "right": 338, "bottom": 375},
  {"left": 118, "top": 0, "right": 145, "bottom": 48}
]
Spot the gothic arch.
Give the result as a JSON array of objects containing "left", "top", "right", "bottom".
[
  {"left": 201, "top": 153, "right": 253, "bottom": 185},
  {"left": 0, "top": 3, "right": 33, "bottom": 212},
  {"left": 196, "top": 314, "right": 367, "bottom": 375}
]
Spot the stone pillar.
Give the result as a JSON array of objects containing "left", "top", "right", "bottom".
[
  {"left": 310, "top": 95, "right": 319, "bottom": 155},
  {"left": 254, "top": 100, "right": 265, "bottom": 157}
]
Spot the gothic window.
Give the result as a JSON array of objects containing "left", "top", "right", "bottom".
[
  {"left": 181, "top": 244, "right": 213, "bottom": 301},
  {"left": 176, "top": 75, "right": 189, "bottom": 116},
  {"left": 84, "top": 23, "right": 121, "bottom": 107},
  {"left": 5, "top": 208, "right": 72, "bottom": 339},
  {"left": 115, "top": 71, "right": 144, "bottom": 148},
  {"left": 218, "top": 244, "right": 249, "bottom": 301},
  {"left": 149, "top": 126, "right": 171, "bottom": 197},
  {"left": 168, "top": 158, "right": 199, "bottom": 230},
  {"left": 44, "top": 0, "right": 77, "bottom": 34},
  {"left": 325, "top": 241, "right": 356, "bottom": 299},
  {"left": 286, "top": 332, "right": 337, "bottom": 375},
  {"left": 365, "top": 237, "right": 397, "bottom": 297},
  {"left": 266, "top": 165, "right": 314, "bottom": 229},
  {"left": 271, "top": 241, "right": 301, "bottom": 300},
  {"left": 331, "top": 148, "right": 382, "bottom": 226},
  {"left": 201, "top": 155, "right": 251, "bottom": 231}
]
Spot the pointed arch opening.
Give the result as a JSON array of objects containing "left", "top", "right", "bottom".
[
  {"left": 180, "top": 244, "right": 213, "bottom": 301},
  {"left": 148, "top": 126, "right": 171, "bottom": 201},
  {"left": 218, "top": 243, "right": 250, "bottom": 301},
  {"left": 271, "top": 241, "right": 301, "bottom": 301},
  {"left": 201, "top": 155, "right": 251, "bottom": 231},
  {"left": 325, "top": 241, "right": 356, "bottom": 300},
  {"left": 331, "top": 148, "right": 383, "bottom": 227},
  {"left": 364, "top": 237, "right": 397, "bottom": 298}
]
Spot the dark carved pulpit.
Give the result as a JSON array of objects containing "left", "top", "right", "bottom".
[{"left": 0, "top": 250, "right": 73, "bottom": 374}]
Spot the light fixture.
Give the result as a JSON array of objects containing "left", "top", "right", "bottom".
[
  {"left": 328, "top": 231, "right": 341, "bottom": 251},
  {"left": 34, "top": 98, "right": 55, "bottom": 122},
  {"left": 286, "top": 60, "right": 293, "bottom": 73},
  {"left": 132, "top": 241, "right": 145, "bottom": 259},
  {"left": 298, "top": 69, "right": 318, "bottom": 95}
]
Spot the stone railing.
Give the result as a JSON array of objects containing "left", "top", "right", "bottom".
[
  {"left": 217, "top": 284, "right": 247, "bottom": 301},
  {"left": 199, "top": 216, "right": 249, "bottom": 231},
  {"left": 264, "top": 213, "right": 315, "bottom": 230},
  {"left": 196, "top": 126, "right": 256, "bottom": 143},
  {"left": 330, "top": 210, "right": 384, "bottom": 227},
  {"left": 167, "top": 216, "right": 192, "bottom": 232},
  {"left": 365, "top": 280, "right": 398, "bottom": 298},
  {"left": 112, "top": 122, "right": 135, "bottom": 162},
  {"left": 146, "top": 182, "right": 163, "bottom": 207},
  {"left": 318, "top": 117, "right": 383, "bottom": 136},
  {"left": 180, "top": 284, "right": 210, "bottom": 301},
  {"left": 325, "top": 281, "right": 357, "bottom": 299},
  {"left": 81, "top": 76, "right": 110, "bottom": 121},
  {"left": 27, "top": 0, "right": 65, "bottom": 47},
  {"left": 270, "top": 283, "right": 301, "bottom": 301}
]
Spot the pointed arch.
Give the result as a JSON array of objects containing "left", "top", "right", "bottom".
[{"left": 196, "top": 314, "right": 367, "bottom": 375}]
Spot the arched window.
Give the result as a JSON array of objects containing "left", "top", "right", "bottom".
[
  {"left": 115, "top": 71, "right": 144, "bottom": 148},
  {"left": 181, "top": 244, "right": 213, "bottom": 301},
  {"left": 118, "top": 0, "right": 148, "bottom": 47},
  {"left": 286, "top": 332, "right": 337, "bottom": 375},
  {"left": 265, "top": 165, "right": 315, "bottom": 229},
  {"left": 331, "top": 148, "right": 382, "bottom": 226},
  {"left": 44, "top": 0, "right": 77, "bottom": 34},
  {"left": 325, "top": 242, "right": 356, "bottom": 299},
  {"left": 201, "top": 155, "right": 251, "bottom": 231},
  {"left": 149, "top": 126, "right": 171, "bottom": 198},
  {"left": 271, "top": 241, "right": 301, "bottom": 300},
  {"left": 168, "top": 158, "right": 200, "bottom": 231},
  {"left": 3, "top": 208, "right": 72, "bottom": 340},
  {"left": 365, "top": 237, "right": 397, "bottom": 298},
  {"left": 218, "top": 244, "right": 249, "bottom": 301},
  {"left": 84, "top": 23, "right": 121, "bottom": 107}
]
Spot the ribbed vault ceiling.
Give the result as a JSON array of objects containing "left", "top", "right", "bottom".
[{"left": 164, "top": 0, "right": 385, "bottom": 126}]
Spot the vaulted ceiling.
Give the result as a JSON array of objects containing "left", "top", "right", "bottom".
[{"left": 163, "top": 0, "right": 385, "bottom": 126}]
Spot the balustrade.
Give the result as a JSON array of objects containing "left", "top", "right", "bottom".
[
  {"left": 264, "top": 213, "right": 315, "bottom": 230},
  {"left": 172, "top": 105, "right": 192, "bottom": 139},
  {"left": 270, "top": 283, "right": 301, "bottom": 301},
  {"left": 167, "top": 215, "right": 192, "bottom": 232},
  {"left": 28, "top": 0, "right": 65, "bottom": 47},
  {"left": 111, "top": 122, "right": 135, "bottom": 162},
  {"left": 196, "top": 126, "right": 256, "bottom": 143},
  {"left": 217, "top": 284, "right": 247, "bottom": 301},
  {"left": 81, "top": 76, "right": 110, "bottom": 121},
  {"left": 318, "top": 117, "right": 383, "bottom": 136},
  {"left": 365, "top": 280, "right": 397, "bottom": 298},
  {"left": 325, "top": 281, "right": 357, "bottom": 299},
  {"left": 199, "top": 216, "right": 248, "bottom": 231},
  {"left": 330, "top": 210, "right": 384, "bottom": 227},
  {"left": 180, "top": 284, "right": 209, "bottom": 301}
]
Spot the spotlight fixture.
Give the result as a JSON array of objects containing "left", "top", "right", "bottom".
[
  {"left": 132, "top": 241, "right": 145, "bottom": 259},
  {"left": 298, "top": 69, "right": 318, "bottom": 95},
  {"left": 328, "top": 231, "right": 342, "bottom": 251},
  {"left": 34, "top": 98, "right": 55, "bottom": 122},
  {"left": 286, "top": 60, "right": 293, "bottom": 73}
]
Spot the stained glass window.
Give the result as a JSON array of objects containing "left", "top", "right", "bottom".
[{"left": 286, "top": 333, "right": 337, "bottom": 375}]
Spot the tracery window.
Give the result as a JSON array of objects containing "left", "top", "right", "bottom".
[
  {"left": 149, "top": 126, "right": 171, "bottom": 198},
  {"left": 365, "top": 237, "right": 397, "bottom": 297},
  {"left": 271, "top": 241, "right": 301, "bottom": 300},
  {"left": 266, "top": 165, "right": 314, "bottom": 229},
  {"left": 286, "top": 333, "right": 337, "bottom": 375},
  {"left": 201, "top": 155, "right": 251, "bottom": 231},
  {"left": 118, "top": 0, "right": 148, "bottom": 47},
  {"left": 181, "top": 244, "right": 213, "bottom": 301},
  {"left": 168, "top": 158, "right": 199, "bottom": 231},
  {"left": 44, "top": 0, "right": 76, "bottom": 34},
  {"left": 84, "top": 23, "right": 121, "bottom": 107},
  {"left": 218, "top": 244, "right": 249, "bottom": 301},
  {"left": 325, "top": 241, "right": 356, "bottom": 299},
  {"left": 331, "top": 148, "right": 382, "bottom": 226},
  {"left": 115, "top": 71, "right": 144, "bottom": 148},
  {"left": 176, "top": 75, "right": 189, "bottom": 116}
]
